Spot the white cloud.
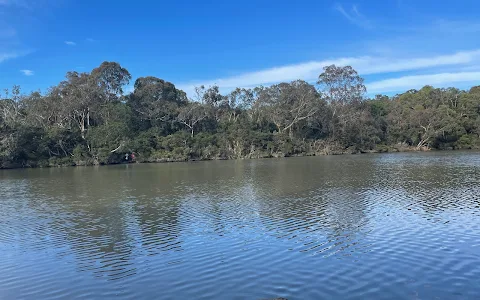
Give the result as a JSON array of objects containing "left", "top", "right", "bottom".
[
  {"left": 65, "top": 41, "right": 76, "bottom": 46},
  {"left": 334, "top": 3, "right": 373, "bottom": 29},
  {"left": 20, "top": 69, "right": 33, "bottom": 76},
  {"left": 357, "top": 50, "right": 480, "bottom": 74},
  {"left": 179, "top": 57, "right": 362, "bottom": 93},
  {"left": 368, "top": 72, "right": 480, "bottom": 94},
  {"left": 178, "top": 49, "right": 480, "bottom": 96}
]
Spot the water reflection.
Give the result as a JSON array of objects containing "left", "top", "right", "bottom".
[{"left": 1, "top": 152, "right": 480, "bottom": 299}]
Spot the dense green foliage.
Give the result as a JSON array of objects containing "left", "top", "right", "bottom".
[{"left": 1, "top": 62, "right": 480, "bottom": 168}]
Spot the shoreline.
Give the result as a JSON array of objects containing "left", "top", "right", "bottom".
[{"left": 2, "top": 146, "right": 478, "bottom": 170}]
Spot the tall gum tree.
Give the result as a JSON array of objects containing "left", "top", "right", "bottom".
[
  {"left": 253, "top": 80, "right": 321, "bottom": 137},
  {"left": 127, "top": 76, "right": 187, "bottom": 129},
  {"left": 316, "top": 65, "right": 367, "bottom": 146}
]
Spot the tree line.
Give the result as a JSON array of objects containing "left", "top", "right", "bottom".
[{"left": 1, "top": 62, "right": 479, "bottom": 168}]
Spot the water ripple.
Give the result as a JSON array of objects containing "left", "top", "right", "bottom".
[{"left": 1, "top": 152, "right": 480, "bottom": 299}]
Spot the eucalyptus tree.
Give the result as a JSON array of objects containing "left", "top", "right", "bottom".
[
  {"left": 177, "top": 102, "right": 208, "bottom": 137},
  {"left": 317, "top": 65, "right": 366, "bottom": 105},
  {"left": 91, "top": 62, "right": 131, "bottom": 100},
  {"left": 224, "top": 88, "right": 255, "bottom": 123},
  {"left": 317, "top": 65, "right": 367, "bottom": 146},
  {"left": 387, "top": 86, "right": 454, "bottom": 149},
  {"left": 128, "top": 76, "right": 187, "bottom": 131},
  {"left": 253, "top": 80, "right": 321, "bottom": 137},
  {"left": 0, "top": 85, "right": 23, "bottom": 126}
]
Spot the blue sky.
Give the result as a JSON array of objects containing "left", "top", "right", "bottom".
[{"left": 1, "top": 0, "right": 480, "bottom": 97}]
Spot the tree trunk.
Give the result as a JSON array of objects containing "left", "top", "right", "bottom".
[
  {"left": 80, "top": 118, "right": 86, "bottom": 139},
  {"left": 87, "top": 108, "right": 90, "bottom": 127}
]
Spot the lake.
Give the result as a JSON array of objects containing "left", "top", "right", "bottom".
[{"left": 1, "top": 152, "right": 479, "bottom": 299}]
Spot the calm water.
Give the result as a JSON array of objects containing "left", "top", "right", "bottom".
[{"left": 1, "top": 152, "right": 480, "bottom": 299}]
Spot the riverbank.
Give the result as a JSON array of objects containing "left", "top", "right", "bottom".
[{"left": 2, "top": 142, "right": 478, "bottom": 170}]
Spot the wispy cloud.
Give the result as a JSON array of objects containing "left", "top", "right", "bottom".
[
  {"left": 0, "top": 25, "right": 29, "bottom": 63},
  {"left": 178, "top": 49, "right": 480, "bottom": 95},
  {"left": 65, "top": 41, "right": 76, "bottom": 46},
  {"left": 86, "top": 38, "right": 94, "bottom": 42},
  {"left": 0, "top": 1, "right": 40, "bottom": 65},
  {"left": 360, "top": 20, "right": 480, "bottom": 58},
  {"left": 429, "top": 19, "right": 480, "bottom": 34},
  {"left": 0, "top": 0, "right": 31, "bottom": 9},
  {"left": 368, "top": 72, "right": 480, "bottom": 94},
  {"left": 0, "top": 51, "right": 20, "bottom": 63},
  {"left": 20, "top": 69, "right": 34, "bottom": 76},
  {"left": 334, "top": 3, "right": 373, "bottom": 29}
]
